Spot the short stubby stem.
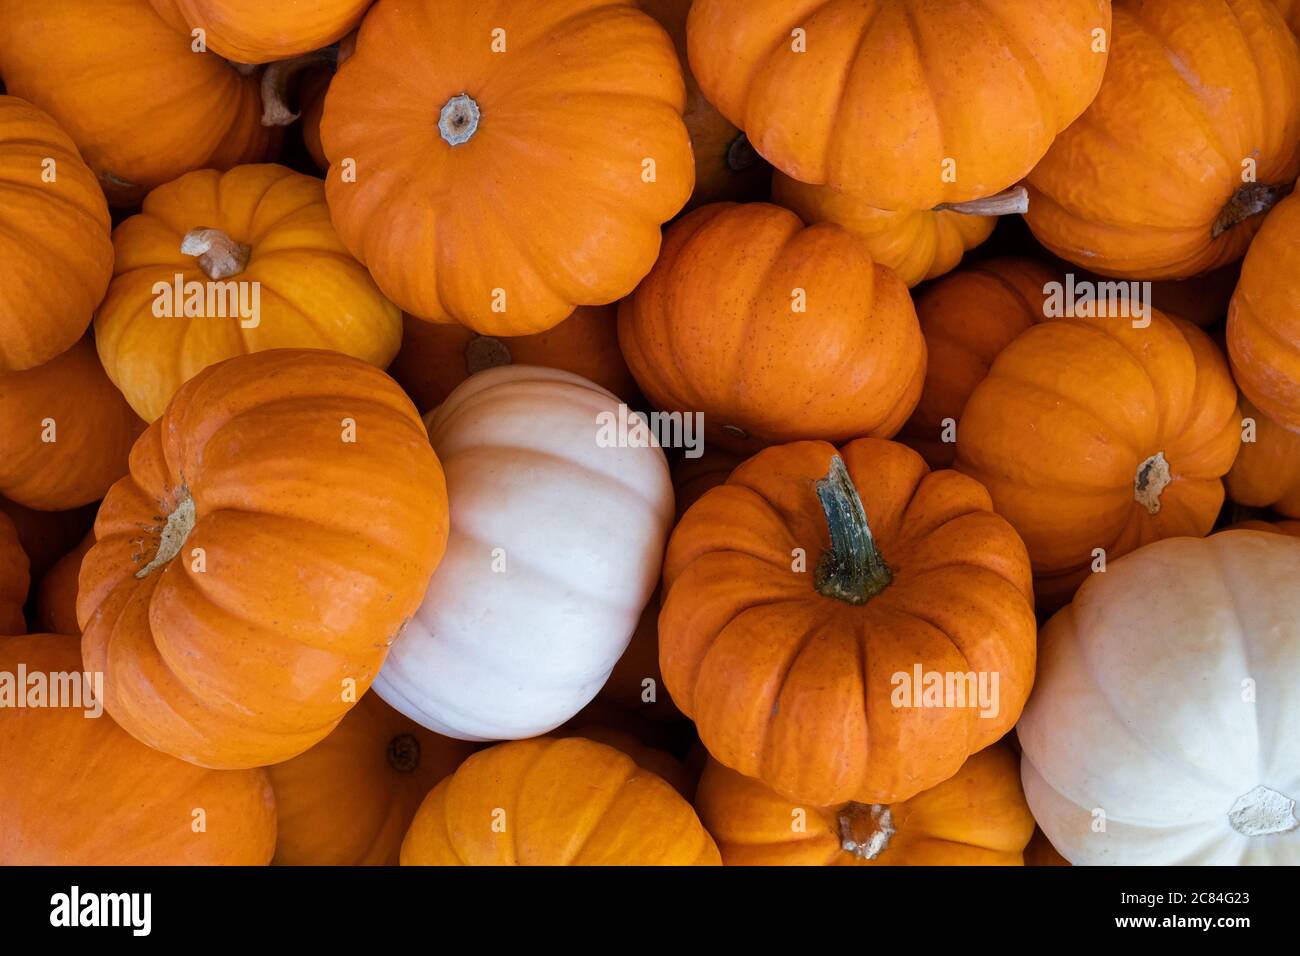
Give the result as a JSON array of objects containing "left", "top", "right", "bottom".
[
  {"left": 1227, "top": 785, "right": 1298, "bottom": 837},
  {"left": 1134, "top": 451, "right": 1172, "bottom": 516},
  {"left": 135, "top": 491, "right": 196, "bottom": 580},
  {"left": 260, "top": 47, "right": 339, "bottom": 126},
  {"left": 1212, "top": 182, "right": 1291, "bottom": 238},
  {"left": 464, "top": 335, "right": 512, "bottom": 374},
  {"left": 181, "top": 228, "right": 252, "bottom": 281},
  {"left": 726, "top": 132, "right": 760, "bottom": 173},
  {"left": 935, "top": 185, "right": 1030, "bottom": 217},
  {"left": 439, "top": 93, "right": 481, "bottom": 146},
  {"left": 387, "top": 733, "right": 421, "bottom": 773},
  {"left": 814, "top": 455, "right": 892, "bottom": 604},
  {"left": 838, "top": 802, "right": 896, "bottom": 860}
]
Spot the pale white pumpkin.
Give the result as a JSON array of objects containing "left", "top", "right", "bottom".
[
  {"left": 1018, "top": 531, "right": 1300, "bottom": 865},
  {"left": 374, "top": 365, "right": 673, "bottom": 741}
]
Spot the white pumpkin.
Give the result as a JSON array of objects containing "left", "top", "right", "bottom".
[
  {"left": 1018, "top": 531, "right": 1300, "bottom": 865},
  {"left": 374, "top": 365, "right": 674, "bottom": 740}
]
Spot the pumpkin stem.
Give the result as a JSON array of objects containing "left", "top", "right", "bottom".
[
  {"left": 464, "top": 335, "right": 512, "bottom": 374},
  {"left": 135, "top": 490, "right": 196, "bottom": 580},
  {"left": 1227, "top": 785, "right": 1297, "bottom": 837},
  {"left": 838, "top": 802, "right": 895, "bottom": 860},
  {"left": 1134, "top": 451, "right": 1172, "bottom": 516},
  {"left": 386, "top": 733, "right": 422, "bottom": 773},
  {"left": 726, "top": 132, "right": 760, "bottom": 173},
  {"left": 1212, "top": 181, "right": 1292, "bottom": 238},
  {"left": 181, "top": 228, "right": 252, "bottom": 281},
  {"left": 814, "top": 455, "right": 892, "bottom": 604},
  {"left": 259, "top": 47, "right": 339, "bottom": 127},
  {"left": 439, "top": 93, "right": 481, "bottom": 146},
  {"left": 936, "top": 185, "right": 1030, "bottom": 217}
]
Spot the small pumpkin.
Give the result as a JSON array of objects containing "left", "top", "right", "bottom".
[
  {"left": 0, "top": 498, "right": 96, "bottom": 581},
  {"left": 400, "top": 737, "right": 720, "bottom": 865},
  {"left": 0, "top": 0, "right": 276, "bottom": 206},
  {"left": 268, "top": 691, "right": 474, "bottom": 866},
  {"left": 0, "top": 96, "right": 113, "bottom": 372},
  {"left": 0, "top": 338, "right": 146, "bottom": 511},
  {"left": 78, "top": 349, "right": 449, "bottom": 769},
  {"left": 954, "top": 308, "right": 1241, "bottom": 609},
  {"left": 95, "top": 163, "right": 401, "bottom": 422},
  {"left": 1225, "top": 396, "right": 1300, "bottom": 517},
  {"left": 619, "top": 202, "right": 925, "bottom": 456},
  {"left": 556, "top": 723, "right": 694, "bottom": 799},
  {"left": 1149, "top": 262, "right": 1243, "bottom": 329},
  {"left": 0, "top": 511, "right": 30, "bottom": 635},
  {"left": 375, "top": 366, "right": 673, "bottom": 741},
  {"left": 671, "top": 448, "right": 744, "bottom": 519},
  {"left": 389, "top": 305, "right": 636, "bottom": 414},
  {"left": 695, "top": 743, "right": 1033, "bottom": 866},
  {"left": 35, "top": 533, "right": 93, "bottom": 636},
  {"left": 686, "top": 0, "right": 1111, "bottom": 208},
  {"left": 661, "top": 438, "right": 1036, "bottom": 807},
  {"left": 0, "top": 633, "right": 277, "bottom": 864},
  {"left": 1026, "top": 0, "right": 1300, "bottom": 279},
  {"left": 320, "top": 0, "right": 693, "bottom": 333},
  {"left": 1227, "top": 191, "right": 1300, "bottom": 433},
  {"left": 147, "top": 0, "right": 372, "bottom": 63},
  {"left": 1019, "top": 531, "right": 1300, "bottom": 864}
]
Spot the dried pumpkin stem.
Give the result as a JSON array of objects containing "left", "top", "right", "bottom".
[
  {"left": 260, "top": 47, "right": 340, "bottom": 126},
  {"left": 181, "top": 227, "right": 252, "bottom": 281},
  {"left": 387, "top": 733, "right": 422, "bottom": 773},
  {"left": 1212, "top": 181, "right": 1292, "bottom": 238},
  {"left": 1134, "top": 451, "right": 1172, "bottom": 516},
  {"left": 838, "top": 802, "right": 895, "bottom": 860},
  {"left": 464, "top": 335, "right": 512, "bottom": 374},
  {"left": 814, "top": 455, "right": 892, "bottom": 604},
  {"left": 936, "top": 185, "right": 1030, "bottom": 217},
  {"left": 726, "top": 132, "right": 760, "bottom": 172},
  {"left": 439, "top": 93, "right": 481, "bottom": 146},
  {"left": 135, "top": 491, "right": 196, "bottom": 580}
]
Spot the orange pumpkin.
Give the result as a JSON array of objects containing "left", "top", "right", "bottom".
[
  {"left": 321, "top": 0, "right": 693, "bottom": 334},
  {"left": 672, "top": 448, "right": 744, "bottom": 519},
  {"left": 0, "top": 498, "right": 96, "bottom": 581},
  {"left": 1225, "top": 518, "right": 1300, "bottom": 536},
  {"left": 1227, "top": 191, "right": 1300, "bottom": 432},
  {"left": 1024, "top": 827, "right": 1072, "bottom": 867},
  {"left": 1225, "top": 396, "right": 1300, "bottom": 517},
  {"left": 147, "top": 0, "right": 372, "bottom": 63},
  {"left": 619, "top": 203, "right": 925, "bottom": 456},
  {"left": 298, "top": 65, "right": 332, "bottom": 171},
  {"left": 1026, "top": 0, "right": 1300, "bottom": 279},
  {"left": 954, "top": 309, "right": 1241, "bottom": 609},
  {"left": 400, "top": 737, "right": 720, "bottom": 865},
  {"left": 389, "top": 305, "right": 636, "bottom": 413},
  {"left": 686, "top": 0, "right": 1111, "bottom": 208},
  {"left": 0, "top": 96, "right": 113, "bottom": 372},
  {"left": 0, "top": 338, "right": 145, "bottom": 511},
  {"left": 95, "top": 163, "right": 401, "bottom": 422},
  {"left": 637, "top": 0, "right": 769, "bottom": 210},
  {"left": 556, "top": 724, "right": 694, "bottom": 799},
  {"left": 78, "top": 349, "right": 449, "bottom": 769},
  {"left": 35, "top": 533, "right": 93, "bottom": 636},
  {"left": 1278, "top": 0, "right": 1300, "bottom": 32},
  {"left": 0, "top": 633, "right": 277, "bottom": 864},
  {"left": 696, "top": 743, "right": 1033, "bottom": 865},
  {"left": 268, "top": 692, "right": 474, "bottom": 866},
  {"left": 661, "top": 438, "right": 1036, "bottom": 807},
  {"left": 1149, "top": 263, "right": 1243, "bottom": 329},
  {"left": 0, "top": 0, "right": 275, "bottom": 206},
  {"left": 898, "top": 259, "right": 1056, "bottom": 469},
  {"left": 771, "top": 172, "right": 998, "bottom": 288},
  {"left": 0, "top": 511, "right": 30, "bottom": 634}
]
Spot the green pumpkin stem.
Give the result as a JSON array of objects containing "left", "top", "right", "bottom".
[{"left": 814, "top": 454, "right": 891, "bottom": 604}]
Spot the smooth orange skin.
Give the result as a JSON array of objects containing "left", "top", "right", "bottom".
[
  {"left": 389, "top": 305, "right": 637, "bottom": 413},
  {"left": 687, "top": 0, "right": 1111, "bottom": 208},
  {"left": 0, "top": 634, "right": 277, "bottom": 865},
  {"left": 1227, "top": 192, "right": 1300, "bottom": 432},
  {"left": 400, "top": 737, "right": 721, "bottom": 865},
  {"left": 96, "top": 164, "right": 401, "bottom": 423},
  {"left": 1024, "top": 826, "right": 1071, "bottom": 867},
  {"left": 35, "top": 533, "right": 93, "bottom": 636},
  {"left": 1027, "top": 0, "right": 1300, "bottom": 279},
  {"left": 955, "top": 310, "right": 1241, "bottom": 609},
  {"left": 1225, "top": 397, "right": 1300, "bottom": 517},
  {"left": 619, "top": 203, "right": 926, "bottom": 457},
  {"left": 772, "top": 172, "right": 995, "bottom": 288},
  {"left": 0, "top": 338, "right": 146, "bottom": 511},
  {"left": 321, "top": 0, "right": 694, "bottom": 334},
  {"left": 696, "top": 744, "right": 1033, "bottom": 866},
  {"left": 661, "top": 438, "right": 1036, "bottom": 807},
  {"left": 0, "top": 97, "right": 112, "bottom": 372},
  {"left": 0, "top": 0, "right": 275, "bottom": 205},
  {"left": 0, "top": 511, "right": 29, "bottom": 635},
  {"left": 148, "top": 0, "right": 372, "bottom": 62},
  {"left": 77, "top": 349, "right": 449, "bottom": 770},
  {"left": 897, "top": 259, "right": 1057, "bottom": 469},
  {"left": 268, "top": 692, "right": 474, "bottom": 866}
]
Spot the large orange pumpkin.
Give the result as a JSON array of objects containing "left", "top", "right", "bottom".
[
  {"left": 389, "top": 305, "right": 636, "bottom": 413},
  {"left": 0, "top": 96, "right": 113, "bottom": 372},
  {"left": 954, "top": 309, "right": 1241, "bottom": 608},
  {"left": 401, "top": 737, "right": 720, "bottom": 865},
  {"left": 661, "top": 438, "right": 1036, "bottom": 807},
  {"left": 77, "top": 349, "right": 449, "bottom": 769},
  {"left": 147, "top": 0, "right": 372, "bottom": 63},
  {"left": 0, "top": 338, "right": 146, "bottom": 511},
  {"left": 695, "top": 743, "right": 1033, "bottom": 865},
  {"left": 1225, "top": 396, "right": 1300, "bottom": 517},
  {"left": 1026, "top": 0, "right": 1300, "bottom": 279},
  {"left": 686, "top": 0, "right": 1111, "bottom": 209},
  {"left": 1227, "top": 191, "right": 1300, "bottom": 432},
  {"left": 35, "top": 533, "right": 93, "bottom": 636},
  {"left": 95, "top": 163, "right": 401, "bottom": 422},
  {"left": 897, "top": 258, "right": 1056, "bottom": 469},
  {"left": 619, "top": 203, "right": 925, "bottom": 456},
  {"left": 0, "top": 511, "right": 29, "bottom": 634},
  {"left": 0, "top": 634, "right": 277, "bottom": 864},
  {"left": 0, "top": 0, "right": 275, "bottom": 206},
  {"left": 320, "top": 0, "right": 693, "bottom": 334},
  {"left": 268, "top": 692, "right": 474, "bottom": 866}
]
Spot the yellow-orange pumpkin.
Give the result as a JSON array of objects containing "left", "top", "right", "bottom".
[
  {"left": 1225, "top": 397, "right": 1300, "bottom": 517},
  {"left": 0, "top": 511, "right": 29, "bottom": 634}
]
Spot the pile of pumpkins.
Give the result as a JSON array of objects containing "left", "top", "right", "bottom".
[{"left": 1, "top": 0, "right": 1298, "bottom": 867}]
